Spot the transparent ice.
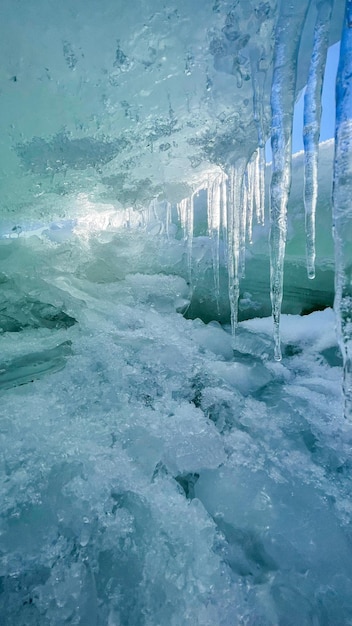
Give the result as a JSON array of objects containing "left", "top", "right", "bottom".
[{"left": 0, "top": 0, "right": 351, "bottom": 624}]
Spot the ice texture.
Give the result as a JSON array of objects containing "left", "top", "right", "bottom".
[
  {"left": 0, "top": 0, "right": 352, "bottom": 622},
  {"left": 269, "top": 1, "right": 311, "bottom": 361},
  {"left": 0, "top": 233, "right": 352, "bottom": 624}
]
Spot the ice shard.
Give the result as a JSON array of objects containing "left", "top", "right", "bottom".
[
  {"left": 304, "top": 0, "right": 334, "bottom": 279},
  {"left": 333, "top": 0, "right": 352, "bottom": 420},
  {"left": 269, "top": 1, "right": 311, "bottom": 361}
]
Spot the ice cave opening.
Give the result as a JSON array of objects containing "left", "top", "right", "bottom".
[{"left": 1, "top": 1, "right": 352, "bottom": 624}]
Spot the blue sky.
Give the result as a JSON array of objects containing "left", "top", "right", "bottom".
[{"left": 266, "top": 41, "right": 340, "bottom": 161}]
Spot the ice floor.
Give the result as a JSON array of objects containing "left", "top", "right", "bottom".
[{"left": 1, "top": 232, "right": 352, "bottom": 626}]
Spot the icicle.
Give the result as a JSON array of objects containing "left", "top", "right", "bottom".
[
  {"left": 147, "top": 198, "right": 158, "bottom": 225},
  {"left": 140, "top": 207, "right": 147, "bottom": 228},
  {"left": 251, "top": 52, "right": 267, "bottom": 227},
  {"left": 269, "top": 2, "right": 311, "bottom": 361},
  {"left": 177, "top": 198, "right": 187, "bottom": 237},
  {"left": 304, "top": 0, "right": 334, "bottom": 279},
  {"left": 187, "top": 195, "right": 194, "bottom": 285},
  {"left": 251, "top": 51, "right": 266, "bottom": 151},
  {"left": 178, "top": 197, "right": 193, "bottom": 286},
  {"left": 245, "top": 156, "right": 255, "bottom": 244},
  {"left": 221, "top": 173, "right": 228, "bottom": 265},
  {"left": 249, "top": 149, "right": 266, "bottom": 228},
  {"left": 227, "top": 159, "right": 246, "bottom": 340},
  {"left": 239, "top": 174, "right": 247, "bottom": 279},
  {"left": 246, "top": 148, "right": 266, "bottom": 240},
  {"left": 165, "top": 201, "right": 172, "bottom": 239},
  {"left": 243, "top": 170, "right": 250, "bottom": 244},
  {"left": 257, "top": 147, "right": 266, "bottom": 226},
  {"left": 207, "top": 174, "right": 222, "bottom": 307},
  {"left": 207, "top": 175, "right": 221, "bottom": 236},
  {"left": 332, "top": 0, "right": 352, "bottom": 420}
]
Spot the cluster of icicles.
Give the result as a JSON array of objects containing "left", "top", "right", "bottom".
[
  {"left": 175, "top": 0, "right": 351, "bottom": 419},
  {"left": 177, "top": 149, "right": 265, "bottom": 338}
]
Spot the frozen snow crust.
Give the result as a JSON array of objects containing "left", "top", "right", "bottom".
[{"left": 1, "top": 232, "right": 352, "bottom": 625}]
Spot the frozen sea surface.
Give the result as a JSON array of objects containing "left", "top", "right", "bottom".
[{"left": 0, "top": 234, "right": 352, "bottom": 626}]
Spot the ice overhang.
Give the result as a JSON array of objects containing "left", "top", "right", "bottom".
[{"left": 0, "top": 0, "right": 344, "bottom": 221}]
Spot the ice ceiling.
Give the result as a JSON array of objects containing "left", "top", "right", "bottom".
[{"left": 0, "top": 0, "right": 344, "bottom": 216}]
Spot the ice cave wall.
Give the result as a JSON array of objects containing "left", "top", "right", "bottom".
[
  {"left": 0, "top": 0, "right": 344, "bottom": 217},
  {"left": 0, "top": 0, "right": 344, "bottom": 317}
]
